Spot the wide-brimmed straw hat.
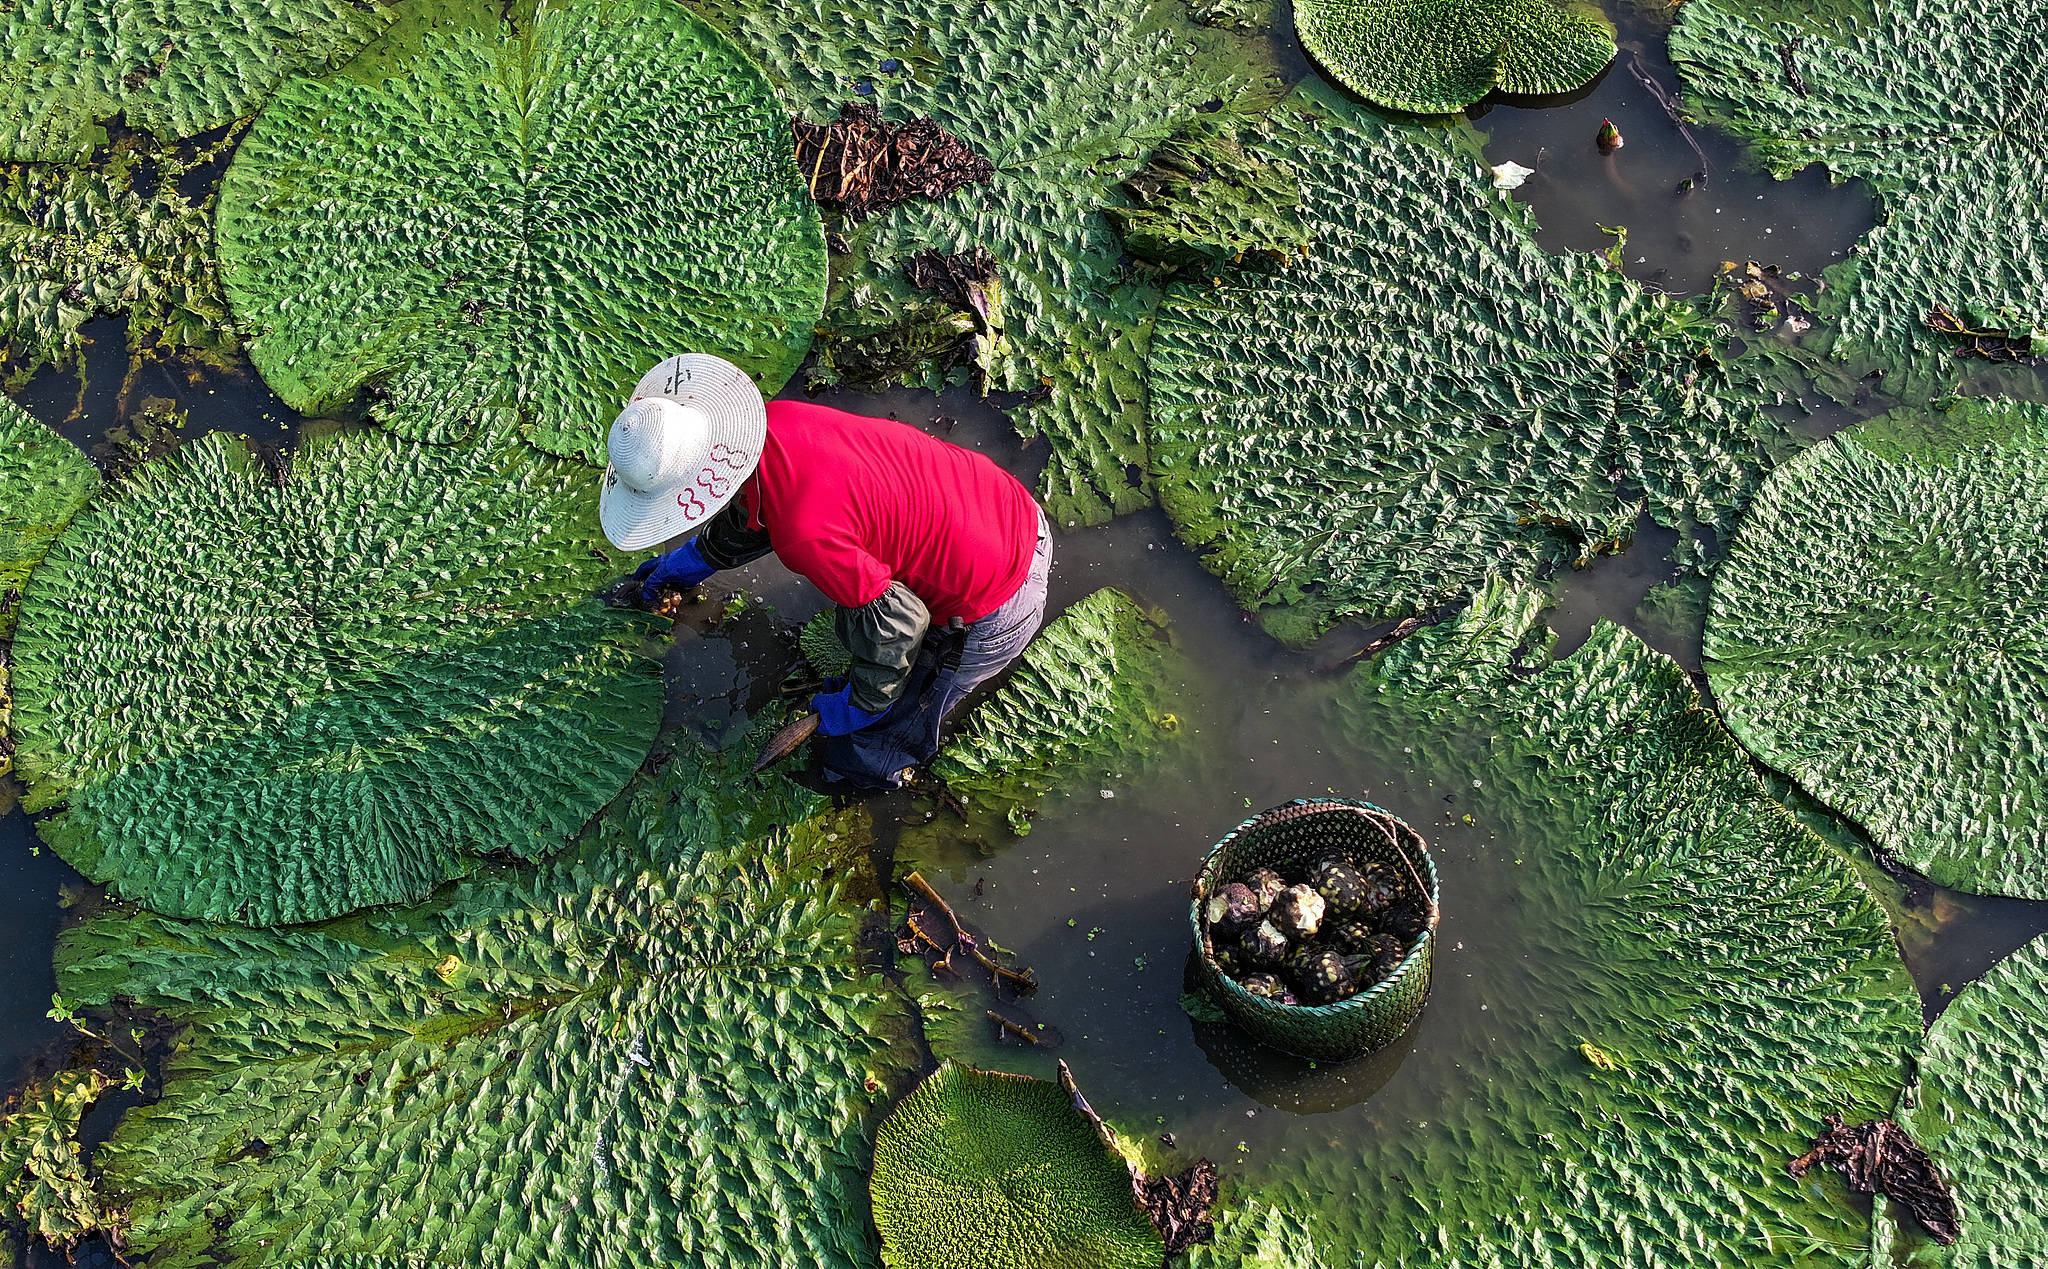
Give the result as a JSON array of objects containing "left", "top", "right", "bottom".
[{"left": 599, "top": 353, "right": 767, "bottom": 551}]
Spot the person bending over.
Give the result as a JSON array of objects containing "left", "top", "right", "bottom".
[{"left": 599, "top": 353, "right": 1051, "bottom": 790}]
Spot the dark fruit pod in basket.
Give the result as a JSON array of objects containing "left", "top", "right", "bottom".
[
  {"left": 1204, "top": 882, "right": 1263, "bottom": 933},
  {"left": 1270, "top": 884, "right": 1327, "bottom": 939},
  {"left": 1311, "top": 855, "right": 1369, "bottom": 913},
  {"left": 1243, "top": 868, "right": 1288, "bottom": 910},
  {"left": 1240, "top": 919, "right": 1290, "bottom": 966}
]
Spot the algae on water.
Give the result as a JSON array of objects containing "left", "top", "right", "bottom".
[
  {"left": 218, "top": 0, "right": 826, "bottom": 462},
  {"left": 1705, "top": 398, "right": 2048, "bottom": 900},
  {"left": 55, "top": 746, "right": 913, "bottom": 1268},
  {"left": 9, "top": 422, "right": 664, "bottom": 924},
  {"left": 1147, "top": 82, "right": 1786, "bottom": 641}
]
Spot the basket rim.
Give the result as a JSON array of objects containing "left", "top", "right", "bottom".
[{"left": 1189, "top": 797, "right": 1438, "bottom": 1020}]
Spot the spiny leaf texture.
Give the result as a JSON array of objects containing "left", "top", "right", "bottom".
[
  {"left": 9, "top": 423, "right": 663, "bottom": 924},
  {"left": 57, "top": 746, "right": 912, "bottom": 1268},
  {"left": 1295, "top": 0, "right": 1615, "bottom": 114},
  {"left": 688, "top": 0, "right": 1280, "bottom": 525},
  {"left": 1672, "top": 0, "right": 2048, "bottom": 400},
  {"left": 1146, "top": 82, "right": 1785, "bottom": 641},
  {"left": 1704, "top": 397, "right": 2048, "bottom": 899},
  {"left": 0, "top": 397, "right": 96, "bottom": 780},
  {"left": 1209, "top": 578, "right": 1924, "bottom": 1265},
  {"left": 217, "top": 0, "right": 826, "bottom": 462},
  {"left": 869, "top": 1061, "right": 1164, "bottom": 1269},
  {"left": 0, "top": 0, "right": 394, "bottom": 161}
]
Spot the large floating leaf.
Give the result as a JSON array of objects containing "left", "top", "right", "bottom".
[
  {"left": 689, "top": 0, "right": 1279, "bottom": 524},
  {"left": 1, "top": 142, "right": 236, "bottom": 386},
  {"left": 1295, "top": 0, "right": 1615, "bottom": 114},
  {"left": 218, "top": 0, "right": 826, "bottom": 461},
  {"left": 57, "top": 747, "right": 913, "bottom": 1267},
  {"left": 869, "top": 1061, "right": 1163, "bottom": 1269},
  {"left": 0, "top": 0, "right": 394, "bottom": 162},
  {"left": 0, "top": 1069, "right": 117, "bottom": 1252},
  {"left": 1704, "top": 398, "right": 2048, "bottom": 899},
  {"left": 1672, "top": 0, "right": 2048, "bottom": 399},
  {"left": 1220, "top": 579, "right": 1921, "bottom": 1264},
  {"left": 9, "top": 424, "right": 663, "bottom": 923},
  {"left": 1881, "top": 933, "right": 2048, "bottom": 1266},
  {"left": 931, "top": 588, "right": 1188, "bottom": 837},
  {"left": 0, "top": 398, "right": 96, "bottom": 780},
  {"left": 1147, "top": 82, "right": 1784, "bottom": 641}
]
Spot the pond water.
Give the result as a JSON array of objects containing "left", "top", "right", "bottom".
[{"left": 4, "top": 0, "right": 2048, "bottom": 1260}]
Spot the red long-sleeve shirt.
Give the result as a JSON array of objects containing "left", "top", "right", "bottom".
[{"left": 739, "top": 400, "right": 1041, "bottom": 623}]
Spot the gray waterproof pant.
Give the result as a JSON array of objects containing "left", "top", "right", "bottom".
[{"left": 821, "top": 511, "right": 1052, "bottom": 789}]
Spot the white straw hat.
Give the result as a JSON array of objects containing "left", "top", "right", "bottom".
[{"left": 599, "top": 353, "right": 767, "bottom": 551}]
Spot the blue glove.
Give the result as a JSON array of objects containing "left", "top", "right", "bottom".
[
  {"left": 811, "top": 680, "right": 890, "bottom": 737},
  {"left": 634, "top": 539, "right": 716, "bottom": 603}
]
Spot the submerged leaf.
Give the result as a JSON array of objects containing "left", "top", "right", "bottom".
[
  {"left": 0, "top": 1069, "right": 118, "bottom": 1251},
  {"left": 1704, "top": 398, "right": 2048, "bottom": 899},
  {"left": 0, "top": 146, "right": 236, "bottom": 386},
  {"left": 0, "top": 398, "right": 96, "bottom": 779},
  {"left": 1214, "top": 579, "right": 1923, "bottom": 1264},
  {"left": 0, "top": 0, "right": 394, "bottom": 161},
  {"left": 690, "top": 0, "right": 1280, "bottom": 524},
  {"left": 869, "top": 1061, "right": 1163, "bottom": 1269},
  {"left": 58, "top": 748, "right": 912, "bottom": 1267},
  {"left": 1147, "top": 83, "right": 1785, "bottom": 640},
  {"left": 1672, "top": 0, "right": 2048, "bottom": 399},
  {"left": 1295, "top": 0, "right": 1615, "bottom": 114},
  {"left": 218, "top": 0, "right": 826, "bottom": 461},
  {"left": 932, "top": 588, "right": 1189, "bottom": 838},
  {"left": 9, "top": 424, "right": 663, "bottom": 923}
]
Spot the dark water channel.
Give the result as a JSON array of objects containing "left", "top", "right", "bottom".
[{"left": 3, "top": 0, "right": 2048, "bottom": 1259}]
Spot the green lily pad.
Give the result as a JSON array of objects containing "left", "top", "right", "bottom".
[
  {"left": 1, "top": 142, "right": 236, "bottom": 387},
  {"left": 0, "top": 398, "right": 96, "bottom": 780},
  {"left": 1225, "top": 579, "right": 1921, "bottom": 1264},
  {"left": 870, "top": 1061, "right": 1163, "bottom": 1269},
  {"left": 56, "top": 746, "right": 913, "bottom": 1267},
  {"left": 9, "top": 424, "right": 664, "bottom": 924},
  {"left": 1882, "top": 933, "right": 2048, "bottom": 1265},
  {"left": 1147, "top": 82, "right": 1785, "bottom": 641},
  {"left": 931, "top": 588, "right": 1189, "bottom": 838},
  {"left": 1704, "top": 398, "right": 2048, "bottom": 899},
  {"left": 1672, "top": 0, "right": 2048, "bottom": 400},
  {"left": 217, "top": 0, "right": 826, "bottom": 462},
  {"left": 0, "top": 0, "right": 394, "bottom": 162},
  {"left": 689, "top": 0, "right": 1280, "bottom": 525},
  {"left": 1295, "top": 0, "right": 1615, "bottom": 114}
]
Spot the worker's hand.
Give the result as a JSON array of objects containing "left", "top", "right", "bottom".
[
  {"left": 811, "top": 681, "right": 889, "bottom": 737},
  {"left": 635, "top": 540, "right": 716, "bottom": 603}
]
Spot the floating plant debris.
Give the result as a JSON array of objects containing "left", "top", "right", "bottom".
[
  {"left": 1293, "top": 0, "right": 1615, "bottom": 114},
  {"left": 216, "top": 0, "right": 826, "bottom": 461},
  {"left": 791, "top": 101, "right": 993, "bottom": 219},
  {"left": 1924, "top": 303, "right": 2045, "bottom": 362},
  {"left": 9, "top": 423, "right": 665, "bottom": 923},
  {"left": 1147, "top": 82, "right": 1782, "bottom": 642},
  {"left": 1705, "top": 398, "right": 2048, "bottom": 900},
  {"left": 1135, "top": 1158, "right": 1220, "bottom": 1254},
  {"left": 1790, "top": 1115, "right": 1959, "bottom": 1245},
  {"left": 0, "top": 1069, "right": 120, "bottom": 1253},
  {"left": 901, "top": 870, "right": 1038, "bottom": 997},
  {"left": 1674, "top": 0, "right": 2048, "bottom": 400}
]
